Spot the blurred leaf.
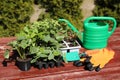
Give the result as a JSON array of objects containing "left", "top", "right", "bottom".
[
  {"left": 53, "top": 50, "right": 60, "bottom": 56},
  {"left": 30, "top": 46, "right": 39, "bottom": 54},
  {"left": 31, "top": 59, "right": 37, "bottom": 63},
  {"left": 44, "top": 35, "right": 51, "bottom": 42},
  {"left": 8, "top": 41, "right": 17, "bottom": 47},
  {"left": 56, "top": 35, "right": 64, "bottom": 41},
  {"left": 39, "top": 53, "right": 48, "bottom": 58},
  {"left": 4, "top": 49, "right": 10, "bottom": 59},
  {"left": 24, "top": 27, "right": 29, "bottom": 33},
  {"left": 19, "top": 40, "right": 29, "bottom": 49},
  {"left": 48, "top": 52, "right": 54, "bottom": 60}
]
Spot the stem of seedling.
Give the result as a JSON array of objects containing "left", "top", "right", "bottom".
[{"left": 16, "top": 48, "right": 24, "bottom": 59}]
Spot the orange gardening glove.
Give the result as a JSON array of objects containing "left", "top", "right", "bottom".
[{"left": 85, "top": 48, "right": 115, "bottom": 68}]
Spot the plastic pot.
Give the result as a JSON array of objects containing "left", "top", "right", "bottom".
[
  {"left": 55, "top": 60, "right": 64, "bottom": 67},
  {"left": 42, "top": 62, "right": 49, "bottom": 69},
  {"left": 36, "top": 61, "right": 43, "bottom": 69},
  {"left": 15, "top": 57, "right": 32, "bottom": 71},
  {"left": 36, "top": 61, "right": 49, "bottom": 69},
  {"left": 48, "top": 60, "right": 55, "bottom": 68}
]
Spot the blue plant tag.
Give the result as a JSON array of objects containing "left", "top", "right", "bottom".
[{"left": 66, "top": 51, "right": 80, "bottom": 61}]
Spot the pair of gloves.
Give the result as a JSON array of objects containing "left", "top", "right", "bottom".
[{"left": 74, "top": 48, "right": 115, "bottom": 72}]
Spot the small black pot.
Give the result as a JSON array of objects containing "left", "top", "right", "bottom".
[
  {"left": 48, "top": 60, "right": 55, "bottom": 68},
  {"left": 36, "top": 61, "right": 49, "bottom": 69},
  {"left": 35, "top": 61, "right": 43, "bottom": 69},
  {"left": 42, "top": 62, "right": 49, "bottom": 69},
  {"left": 55, "top": 60, "right": 64, "bottom": 67},
  {"left": 54, "top": 56, "right": 64, "bottom": 67},
  {"left": 15, "top": 57, "right": 32, "bottom": 71}
]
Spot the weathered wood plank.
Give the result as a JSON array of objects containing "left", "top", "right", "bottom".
[{"left": 0, "top": 28, "right": 120, "bottom": 80}]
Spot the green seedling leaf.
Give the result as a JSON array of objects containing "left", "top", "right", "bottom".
[
  {"left": 30, "top": 32, "right": 36, "bottom": 38},
  {"left": 43, "top": 59, "right": 47, "bottom": 61},
  {"left": 24, "top": 26, "right": 29, "bottom": 33},
  {"left": 16, "top": 31, "right": 26, "bottom": 37},
  {"left": 17, "top": 36, "right": 26, "bottom": 41},
  {"left": 30, "top": 46, "right": 39, "bottom": 54},
  {"left": 53, "top": 50, "right": 61, "bottom": 56},
  {"left": 34, "top": 28, "right": 38, "bottom": 33},
  {"left": 39, "top": 47, "right": 45, "bottom": 52},
  {"left": 44, "top": 35, "right": 51, "bottom": 42},
  {"left": 48, "top": 52, "right": 54, "bottom": 60},
  {"left": 39, "top": 53, "right": 48, "bottom": 58},
  {"left": 56, "top": 36, "right": 64, "bottom": 41},
  {"left": 38, "top": 32, "right": 44, "bottom": 39},
  {"left": 27, "top": 39, "right": 32, "bottom": 46},
  {"left": 48, "top": 37, "right": 58, "bottom": 44},
  {"left": 44, "top": 50, "right": 51, "bottom": 54},
  {"left": 50, "top": 30, "right": 55, "bottom": 34},
  {"left": 8, "top": 41, "right": 17, "bottom": 47},
  {"left": 4, "top": 49, "right": 10, "bottom": 59},
  {"left": 40, "top": 47, "right": 50, "bottom": 54},
  {"left": 36, "top": 51, "right": 48, "bottom": 58},
  {"left": 19, "top": 40, "right": 29, "bottom": 49},
  {"left": 31, "top": 59, "right": 37, "bottom": 63}
]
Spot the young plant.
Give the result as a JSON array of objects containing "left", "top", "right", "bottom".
[
  {"left": 28, "top": 19, "right": 77, "bottom": 63},
  {"left": 4, "top": 18, "right": 77, "bottom": 64},
  {"left": 4, "top": 37, "right": 32, "bottom": 60}
]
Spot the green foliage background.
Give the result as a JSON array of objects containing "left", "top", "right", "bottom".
[
  {"left": 0, "top": 0, "right": 33, "bottom": 37},
  {"left": 93, "top": 0, "right": 120, "bottom": 26},
  {"left": 36, "top": 0, "right": 83, "bottom": 29},
  {"left": 1, "top": 0, "right": 120, "bottom": 37}
]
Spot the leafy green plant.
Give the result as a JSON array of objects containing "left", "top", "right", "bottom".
[
  {"left": 4, "top": 18, "right": 76, "bottom": 64},
  {"left": 4, "top": 37, "right": 33, "bottom": 60},
  {"left": 26, "top": 19, "right": 76, "bottom": 63}
]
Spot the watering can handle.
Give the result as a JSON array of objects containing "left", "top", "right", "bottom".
[{"left": 84, "top": 17, "right": 117, "bottom": 37}]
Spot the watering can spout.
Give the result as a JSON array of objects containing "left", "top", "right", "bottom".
[{"left": 59, "top": 19, "right": 83, "bottom": 41}]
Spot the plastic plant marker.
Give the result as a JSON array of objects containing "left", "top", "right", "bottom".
[{"left": 66, "top": 51, "right": 80, "bottom": 61}]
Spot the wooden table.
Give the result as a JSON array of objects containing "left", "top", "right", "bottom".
[{"left": 0, "top": 28, "right": 120, "bottom": 80}]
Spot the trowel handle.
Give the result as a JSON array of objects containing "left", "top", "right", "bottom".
[{"left": 84, "top": 17, "right": 117, "bottom": 37}]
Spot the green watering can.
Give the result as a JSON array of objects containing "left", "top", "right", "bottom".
[{"left": 59, "top": 17, "right": 117, "bottom": 49}]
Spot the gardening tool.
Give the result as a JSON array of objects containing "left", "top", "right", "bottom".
[
  {"left": 83, "top": 48, "right": 114, "bottom": 72},
  {"left": 84, "top": 48, "right": 115, "bottom": 69},
  {"left": 59, "top": 17, "right": 117, "bottom": 49},
  {"left": 74, "top": 48, "right": 115, "bottom": 72}
]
